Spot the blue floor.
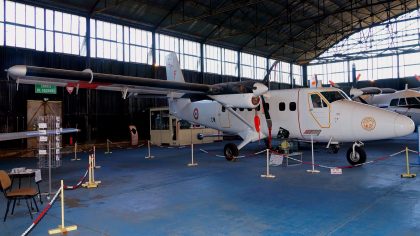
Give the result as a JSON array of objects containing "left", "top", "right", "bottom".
[{"left": 1, "top": 135, "right": 420, "bottom": 236}]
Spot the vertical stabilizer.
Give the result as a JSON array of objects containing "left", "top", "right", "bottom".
[{"left": 165, "top": 52, "right": 185, "bottom": 82}]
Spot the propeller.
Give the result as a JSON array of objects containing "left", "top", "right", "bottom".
[{"left": 257, "top": 60, "right": 280, "bottom": 148}]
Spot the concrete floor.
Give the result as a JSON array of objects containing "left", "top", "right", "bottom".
[{"left": 1, "top": 135, "right": 420, "bottom": 236}]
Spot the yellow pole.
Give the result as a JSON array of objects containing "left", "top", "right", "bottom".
[{"left": 401, "top": 146, "right": 416, "bottom": 178}]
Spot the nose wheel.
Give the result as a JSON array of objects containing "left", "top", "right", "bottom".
[
  {"left": 224, "top": 143, "right": 239, "bottom": 161},
  {"left": 346, "top": 142, "right": 366, "bottom": 166}
]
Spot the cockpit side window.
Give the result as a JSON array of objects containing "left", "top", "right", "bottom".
[
  {"left": 311, "top": 94, "right": 326, "bottom": 108},
  {"left": 398, "top": 98, "right": 407, "bottom": 106},
  {"left": 390, "top": 98, "right": 399, "bottom": 107}
]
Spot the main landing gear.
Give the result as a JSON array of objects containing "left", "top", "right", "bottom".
[
  {"left": 224, "top": 143, "right": 239, "bottom": 161},
  {"left": 346, "top": 141, "right": 366, "bottom": 166}
]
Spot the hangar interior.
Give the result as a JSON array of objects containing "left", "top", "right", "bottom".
[{"left": 1, "top": 0, "right": 420, "bottom": 235}]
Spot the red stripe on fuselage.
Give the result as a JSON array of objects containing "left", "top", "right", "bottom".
[{"left": 67, "top": 82, "right": 112, "bottom": 89}]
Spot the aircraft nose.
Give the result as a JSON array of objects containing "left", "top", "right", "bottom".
[{"left": 394, "top": 114, "right": 415, "bottom": 137}]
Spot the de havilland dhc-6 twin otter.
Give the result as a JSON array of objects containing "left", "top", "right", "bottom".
[{"left": 6, "top": 52, "right": 415, "bottom": 166}]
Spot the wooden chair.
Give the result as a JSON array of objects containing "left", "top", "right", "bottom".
[{"left": 0, "top": 170, "right": 39, "bottom": 222}]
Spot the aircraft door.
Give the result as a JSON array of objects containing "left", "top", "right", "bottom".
[
  {"left": 218, "top": 106, "right": 230, "bottom": 128},
  {"left": 309, "top": 93, "right": 330, "bottom": 128}
]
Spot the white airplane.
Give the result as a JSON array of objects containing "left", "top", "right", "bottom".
[
  {"left": 350, "top": 86, "right": 420, "bottom": 127},
  {"left": 6, "top": 53, "right": 415, "bottom": 166}
]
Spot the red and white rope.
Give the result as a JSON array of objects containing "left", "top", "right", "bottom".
[{"left": 21, "top": 186, "right": 62, "bottom": 236}]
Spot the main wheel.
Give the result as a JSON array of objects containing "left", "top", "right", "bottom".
[
  {"left": 224, "top": 143, "right": 239, "bottom": 161},
  {"left": 346, "top": 146, "right": 366, "bottom": 166}
]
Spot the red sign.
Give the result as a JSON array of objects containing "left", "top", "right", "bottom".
[{"left": 66, "top": 86, "right": 74, "bottom": 94}]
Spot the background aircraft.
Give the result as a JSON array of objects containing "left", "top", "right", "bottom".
[
  {"left": 351, "top": 86, "right": 420, "bottom": 127},
  {"left": 7, "top": 53, "right": 415, "bottom": 166}
]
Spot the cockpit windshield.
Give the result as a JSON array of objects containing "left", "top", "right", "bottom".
[{"left": 320, "top": 91, "right": 350, "bottom": 103}]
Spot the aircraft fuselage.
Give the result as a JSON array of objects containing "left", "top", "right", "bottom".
[{"left": 170, "top": 87, "right": 414, "bottom": 147}]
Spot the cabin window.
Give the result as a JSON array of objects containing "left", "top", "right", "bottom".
[
  {"left": 279, "top": 102, "right": 285, "bottom": 111},
  {"left": 233, "top": 107, "right": 237, "bottom": 111},
  {"left": 222, "top": 106, "right": 226, "bottom": 112},
  {"left": 390, "top": 99, "right": 399, "bottom": 107},
  {"left": 289, "top": 102, "right": 296, "bottom": 111},
  {"left": 247, "top": 108, "right": 252, "bottom": 111},
  {"left": 239, "top": 108, "right": 244, "bottom": 111},
  {"left": 398, "top": 98, "right": 407, "bottom": 106}
]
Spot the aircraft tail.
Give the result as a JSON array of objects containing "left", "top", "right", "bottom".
[
  {"left": 165, "top": 52, "right": 190, "bottom": 115},
  {"left": 165, "top": 52, "right": 185, "bottom": 83}
]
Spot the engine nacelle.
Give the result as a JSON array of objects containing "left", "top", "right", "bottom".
[{"left": 209, "top": 93, "right": 260, "bottom": 108}]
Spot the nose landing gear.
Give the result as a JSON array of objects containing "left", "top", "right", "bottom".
[{"left": 346, "top": 141, "right": 366, "bottom": 166}]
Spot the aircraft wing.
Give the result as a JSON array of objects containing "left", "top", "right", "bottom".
[
  {"left": 0, "top": 128, "right": 79, "bottom": 142},
  {"left": 7, "top": 65, "right": 211, "bottom": 97}
]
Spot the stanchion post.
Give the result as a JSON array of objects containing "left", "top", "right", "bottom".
[
  {"left": 145, "top": 140, "right": 154, "bottom": 159},
  {"left": 306, "top": 134, "right": 320, "bottom": 174},
  {"left": 105, "top": 139, "right": 112, "bottom": 154},
  {"left": 261, "top": 149, "right": 275, "bottom": 178},
  {"left": 48, "top": 180, "right": 77, "bottom": 235},
  {"left": 93, "top": 146, "right": 101, "bottom": 168},
  {"left": 82, "top": 154, "right": 101, "bottom": 188},
  {"left": 188, "top": 143, "right": 198, "bottom": 167},
  {"left": 71, "top": 142, "right": 81, "bottom": 161},
  {"left": 401, "top": 146, "right": 416, "bottom": 178}
]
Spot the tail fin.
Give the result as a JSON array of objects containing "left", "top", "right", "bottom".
[{"left": 165, "top": 52, "right": 185, "bottom": 82}]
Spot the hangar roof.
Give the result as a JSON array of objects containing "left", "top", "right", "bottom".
[{"left": 27, "top": 0, "right": 420, "bottom": 64}]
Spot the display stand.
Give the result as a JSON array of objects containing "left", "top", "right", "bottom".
[
  {"left": 402, "top": 147, "right": 416, "bottom": 178},
  {"left": 303, "top": 130, "right": 321, "bottom": 174},
  {"left": 261, "top": 149, "right": 275, "bottom": 178},
  {"left": 48, "top": 180, "right": 77, "bottom": 235},
  {"left": 187, "top": 143, "right": 198, "bottom": 167},
  {"left": 145, "top": 140, "right": 154, "bottom": 159}
]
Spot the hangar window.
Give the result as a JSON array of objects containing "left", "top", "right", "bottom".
[
  {"left": 279, "top": 102, "right": 285, "bottom": 111},
  {"left": 180, "top": 39, "right": 200, "bottom": 71},
  {"left": 240, "top": 53, "right": 268, "bottom": 80},
  {"left": 289, "top": 102, "right": 296, "bottom": 111},
  {"left": 90, "top": 19, "right": 123, "bottom": 61},
  {"left": 4, "top": 1, "right": 46, "bottom": 51},
  {"left": 222, "top": 48, "right": 237, "bottom": 77},
  {"left": 204, "top": 44, "right": 221, "bottom": 74},
  {"left": 268, "top": 60, "right": 290, "bottom": 84},
  {"left": 47, "top": 10, "right": 86, "bottom": 55},
  {"left": 121, "top": 26, "right": 152, "bottom": 64},
  {"left": 390, "top": 98, "right": 399, "bottom": 107},
  {"left": 157, "top": 34, "right": 200, "bottom": 71},
  {"left": 240, "top": 53, "right": 254, "bottom": 79}
]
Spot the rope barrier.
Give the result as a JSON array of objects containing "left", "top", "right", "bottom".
[
  {"left": 63, "top": 169, "right": 89, "bottom": 190},
  {"left": 21, "top": 186, "right": 63, "bottom": 236}
]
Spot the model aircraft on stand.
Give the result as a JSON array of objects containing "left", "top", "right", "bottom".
[{"left": 6, "top": 53, "right": 414, "bottom": 165}]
